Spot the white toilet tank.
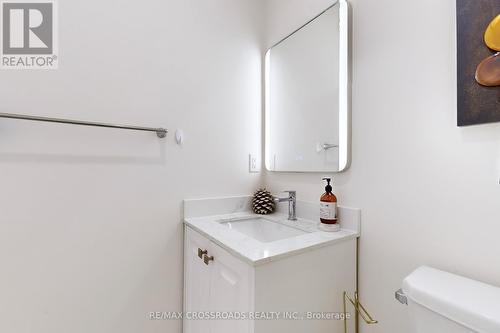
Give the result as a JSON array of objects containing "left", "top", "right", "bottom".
[{"left": 397, "top": 266, "right": 500, "bottom": 333}]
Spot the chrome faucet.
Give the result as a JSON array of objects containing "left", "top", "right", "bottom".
[{"left": 275, "top": 190, "right": 297, "bottom": 221}]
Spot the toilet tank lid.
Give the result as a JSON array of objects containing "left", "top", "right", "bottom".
[{"left": 402, "top": 266, "right": 500, "bottom": 333}]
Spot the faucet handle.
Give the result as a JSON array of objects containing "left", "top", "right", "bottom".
[{"left": 282, "top": 190, "right": 296, "bottom": 197}]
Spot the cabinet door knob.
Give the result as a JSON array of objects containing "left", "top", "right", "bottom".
[
  {"left": 198, "top": 248, "right": 208, "bottom": 259},
  {"left": 203, "top": 255, "right": 214, "bottom": 265}
]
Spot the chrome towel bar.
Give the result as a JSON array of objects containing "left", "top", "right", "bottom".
[{"left": 0, "top": 112, "right": 168, "bottom": 138}]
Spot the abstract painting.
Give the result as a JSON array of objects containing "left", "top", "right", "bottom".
[{"left": 457, "top": 0, "right": 500, "bottom": 126}]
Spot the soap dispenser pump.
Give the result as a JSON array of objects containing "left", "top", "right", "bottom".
[{"left": 319, "top": 177, "right": 340, "bottom": 232}]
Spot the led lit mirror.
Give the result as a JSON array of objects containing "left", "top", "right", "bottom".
[{"left": 265, "top": 0, "right": 350, "bottom": 172}]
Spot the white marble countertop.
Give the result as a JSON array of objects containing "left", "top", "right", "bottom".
[{"left": 184, "top": 199, "right": 360, "bottom": 266}]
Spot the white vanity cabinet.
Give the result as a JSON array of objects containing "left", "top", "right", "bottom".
[
  {"left": 183, "top": 225, "right": 356, "bottom": 333},
  {"left": 184, "top": 226, "right": 253, "bottom": 333}
]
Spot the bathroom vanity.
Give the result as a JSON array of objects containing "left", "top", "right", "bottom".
[
  {"left": 183, "top": 196, "right": 360, "bottom": 333},
  {"left": 183, "top": 2, "right": 355, "bottom": 331}
]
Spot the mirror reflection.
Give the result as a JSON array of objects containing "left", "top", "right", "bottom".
[{"left": 265, "top": 0, "right": 350, "bottom": 172}]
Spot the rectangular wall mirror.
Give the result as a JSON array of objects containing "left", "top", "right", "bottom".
[{"left": 265, "top": 0, "right": 350, "bottom": 173}]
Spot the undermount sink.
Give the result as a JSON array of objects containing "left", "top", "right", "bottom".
[{"left": 219, "top": 217, "right": 307, "bottom": 243}]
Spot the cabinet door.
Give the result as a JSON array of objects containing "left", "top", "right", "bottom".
[
  {"left": 184, "top": 227, "right": 211, "bottom": 333},
  {"left": 207, "top": 242, "right": 253, "bottom": 333}
]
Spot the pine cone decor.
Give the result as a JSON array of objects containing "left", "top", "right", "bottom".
[{"left": 252, "top": 189, "right": 275, "bottom": 215}]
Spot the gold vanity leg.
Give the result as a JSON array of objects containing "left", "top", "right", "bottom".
[
  {"left": 343, "top": 291, "right": 348, "bottom": 333},
  {"left": 343, "top": 238, "right": 378, "bottom": 333},
  {"left": 355, "top": 238, "right": 360, "bottom": 333}
]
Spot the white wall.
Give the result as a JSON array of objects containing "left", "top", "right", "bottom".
[
  {"left": 0, "top": 1, "right": 263, "bottom": 332},
  {"left": 263, "top": 0, "right": 500, "bottom": 332}
]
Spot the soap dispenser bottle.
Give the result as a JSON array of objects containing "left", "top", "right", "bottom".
[{"left": 319, "top": 177, "right": 340, "bottom": 232}]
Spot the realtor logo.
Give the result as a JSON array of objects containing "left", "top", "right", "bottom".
[{"left": 1, "top": 0, "right": 57, "bottom": 69}]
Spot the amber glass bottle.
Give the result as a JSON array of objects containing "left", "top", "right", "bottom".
[{"left": 320, "top": 177, "right": 337, "bottom": 224}]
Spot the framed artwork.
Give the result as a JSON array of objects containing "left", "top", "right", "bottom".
[{"left": 457, "top": 0, "right": 500, "bottom": 126}]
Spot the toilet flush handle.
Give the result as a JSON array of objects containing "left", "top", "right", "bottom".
[{"left": 395, "top": 289, "right": 408, "bottom": 305}]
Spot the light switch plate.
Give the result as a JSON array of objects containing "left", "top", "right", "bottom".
[{"left": 249, "top": 154, "right": 260, "bottom": 173}]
